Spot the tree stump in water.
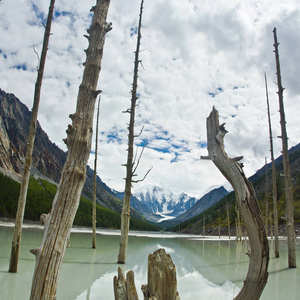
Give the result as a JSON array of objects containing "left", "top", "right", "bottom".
[
  {"left": 114, "top": 267, "right": 139, "bottom": 300},
  {"left": 114, "top": 248, "right": 180, "bottom": 300},
  {"left": 142, "top": 248, "right": 180, "bottom": 300}
]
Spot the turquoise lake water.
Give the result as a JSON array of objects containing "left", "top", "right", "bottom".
[{"left": 0, "top": 224, "right": 299, "bottom": 299}]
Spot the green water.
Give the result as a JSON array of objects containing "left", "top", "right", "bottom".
[{"left": 0, "top": 224, "right": 299, "bottom": 299}]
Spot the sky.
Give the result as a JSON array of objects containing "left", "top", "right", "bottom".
[{"left": 0, "top": 0, "right": 299, "bottom": 198}]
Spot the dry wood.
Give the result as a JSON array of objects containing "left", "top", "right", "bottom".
[
  {"left": 265, "top": 72, "right": 279, "bottom": 257},
  {"left": 29, "top": 1, "right": 111, "bottom": 298},
  {"left": 142, "top": 249, "right": 180, "bottom": 300},
  {"left": 202, "top": 107, "right": 269, "bottom": 300},
  {"left": 113, "top": 268, "right": 139, "bottom": 300},
  {"left": 264, "top": 158, "right": 269, "bottom": 236},
  {"left": 92, "top": 97, "right": 101, "bottom": 249},
  {"left": 9, "top": 0, "right": 55, "bottom": 273},
  {"left": 118, "top": 0, "right": 146, "bottom": 264},
  {"left": 273, "top": 27, "right": 296, "bottom": 267}
]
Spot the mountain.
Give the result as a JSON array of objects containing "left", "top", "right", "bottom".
[
  {"left": 133, "top": 185, "right": 198, "bottom": 221},
  {"left": 0, "top": 89, "right": 142, "bottom": 220}
]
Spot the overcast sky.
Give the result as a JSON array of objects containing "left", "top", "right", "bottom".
[{"left": 0, "top": 0, "right": 299, "bottom": 197}]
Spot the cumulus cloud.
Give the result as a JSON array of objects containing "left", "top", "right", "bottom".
[{"left": 0, "top": 0, "right": 299, "bottom": 197}]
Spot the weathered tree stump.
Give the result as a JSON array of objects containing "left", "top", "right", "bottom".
[
  {"left": 142, "top": 248, "right": 180, "bottom": 300},
  {"left": 114, "top": 249, "right": 180, "bottom": 300},
  {"left": 202, "top": 107, "right": 269, "bottom": 300},
  {"left": 114, "top": 267, "right": 138, "bottom": 300}
]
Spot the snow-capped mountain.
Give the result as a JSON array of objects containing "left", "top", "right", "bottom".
[{"left": 133, "top": 185, "right": 198, "bottom": 220}]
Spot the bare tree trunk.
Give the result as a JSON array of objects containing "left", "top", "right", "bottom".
[
  {"left": 118, "top": 0, "right": 144, "bottom": 264},
  {"left": 226, "top": 200, "right": 231, "bottom": 239},
  {"left": 203, "top": 215, "right": 205, "bottom": 237},
  {"left": 92, "top": 97, "right": 101, "bottom": 249},
  {"left": 235, "top": 201, "right": 242, "bottom": 241},
  {"left": 273, "top": 27, "right": 296, "bottom": 268},
  {"left": 265, "top": 72, "right": 279, "bottom": 257},
  {"left": 270, "top": 211, "right": 274, "bottom": 239},
  {"left": 202, "top": 107, "right": 269, "bottom": 300},
  {"left": 113, "top": 268, "right": 139, "bottom": 300},
  {"left": 29, "top": 1, "right": 111, "bottom": 298},
  {"left": 264, "top": 158, "right": 269, "bottom": 237},
  {"left": 142, "top": 249, "right": 180, "bottom": 300},
  {"left": 9, "top": 0, "right": 55, "bottom": 273}
]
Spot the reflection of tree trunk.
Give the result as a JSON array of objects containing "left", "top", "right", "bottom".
[
  {"left": 86, "top": 249, "right": 96, "bottom": 299},
  {"left": 9, "top": 0, "right": 55, "bottom": 273},
  {"left": 202, "top": 107, "right": 269, "bottom": 300},
  {"left": 29, "top": 1, "right": 111, "bottom": 298},
  {"left": 92, "top": 97, "right": 101, "bottom": 249},
  {"left": 265, "top": 72, "right": 279, "bottom": 257},
  {"left": 273, "top": 27, "right": 296, "bottom": 268}
]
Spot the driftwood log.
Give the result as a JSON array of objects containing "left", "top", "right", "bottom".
[
  {"left": 202, "top": 107, "right": 269, "bottom": 300},
  {"left": 114, "top": 248, "right": 180, "bottom": 300}
]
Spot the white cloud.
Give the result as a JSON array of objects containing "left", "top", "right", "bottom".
[{"left": 0, "top": 0, "right": 299, "bottom": 197}]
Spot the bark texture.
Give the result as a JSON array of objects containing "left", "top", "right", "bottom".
[
  {"left": 92, "top": 97, "right": 101, "bottom": 249},
  {"left": 9, "top": 0, "right": 55, "bottom": 273},
  {"left": 265, "top": 72, "right": 279, "bottom": 257},
  {"left": 29, "top": 1, "right": 111, "bottom": 299},
  {"left": 113, "top": 268, "right": 139, "bottom": 300},
  {"left": 142, "top": 249, "right": 180, "bottom": 300},
  {"left": 273, "top": 27, "right": 296, "bottom": 268},
  {"left": 118, "top": 0, "right": 144, "bottom": 264},
  {"left": 114, "top": 249, "right": 180, "bottom": 300},
  {"left": 203, "top": 107, "right": 269, "bottom": 300}
]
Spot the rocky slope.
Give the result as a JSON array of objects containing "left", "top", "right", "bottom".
[{"left": 0, "top": 89, "right": 142, "bottom": 219}]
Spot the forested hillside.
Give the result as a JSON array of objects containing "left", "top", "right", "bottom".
[
  {"left": 0, "top": 172, "right": 159, "bottom": 231},
  {"left": 173, "top": 144, "right": 300, "bottom": 235}
]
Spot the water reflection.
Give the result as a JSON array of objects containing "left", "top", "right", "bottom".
[{"left": 0, "top": 225, "right": 299, "bottom": 299}]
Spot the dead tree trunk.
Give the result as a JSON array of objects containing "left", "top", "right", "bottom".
[
  {"left": 264, "top": 158, "right": 269, "bottom": 237},
  {"left": 9, "top": 0, "right": 55, "bottom": 273},
  {"left": 142, "top": 249, "right": 180, "bottom": 300},
  {"left": 92, "top": 97, "right": 101, "bottom": 249},
  {"left": 265, "top": 72, "right": 279, "bottom": 257},
  {"left": 226, "top": 200, "right": 231, "bottom": 239},
  {"left": 118, "top": 0, "right": 145, "bottom": 264},
  {"left": 273, "top": 27, "right": 296, "bottom": 268},
  {"left": 113, "top": 268, "right": 139, "bottom": 300},
  {"left": 201, "top": 107, "right": 269, "bottom": 300},
  {"left": 114, "top": 249, "right": 180, "bottom": 300},
  {"left": 29, "top": 1, "right": 111, "bottom": 299}
]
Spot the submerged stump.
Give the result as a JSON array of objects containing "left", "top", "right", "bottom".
[{"left": 114, "top": 248, "right": 180, "bottom": 300}]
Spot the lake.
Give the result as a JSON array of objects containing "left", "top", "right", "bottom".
[{"left": 0, "top": 223, "right": 299, "bottom": 299}]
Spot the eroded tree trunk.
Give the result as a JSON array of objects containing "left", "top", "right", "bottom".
[
  {"left": 265, "top": 72, "right": 279, "bottom": 257},
  {"left": 273, "top": 27, "right": 296, "bottom": 268},
  {"left": 9, "top": 0, "right": 55, "bottom": 273},
  {"left": 29, "top": 1, "right": 111, "bottom": 299},
  {"left": 113, "top": 268, "right": 139, "bottom": 300},
  {"left": 226, "top": 200, "right": 231, "bottom": 239},
  {"left": 264, "top": 158, "right": 269, "bottom": 237},
  {"left": 142, "top": 249, "right": 180, "bottom": 300},
  {"left": 202, "top": 107, "right": 269, "bottom": 300},
  {"left": 92, "top": 97, "right": 101, "bottom": 249},
  {"left": 118, "top": 0, "right": 144, "bottom": 264},
  {"left": 114, "top": 249, "right": 180, "bottom": 300}
]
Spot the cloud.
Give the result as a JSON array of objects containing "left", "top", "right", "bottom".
[{"left": 1, "top": 0, "right": 299, "bottom": 197}]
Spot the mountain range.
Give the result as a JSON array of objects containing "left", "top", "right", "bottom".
[
  {"left": 0, "top": 89, "right": 228, "bottom": 225},
  {"left": 1, "top": 89, "right": 299, "bottom": 228}
]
